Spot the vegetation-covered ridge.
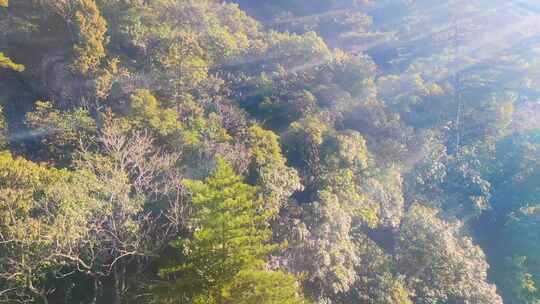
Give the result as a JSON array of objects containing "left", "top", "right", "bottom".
[{"left": 0, "top": 0, "right": 540, "bottom": 303}]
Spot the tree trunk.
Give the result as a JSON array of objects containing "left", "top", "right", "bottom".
[
  {"left": 113, "top": 265, "right": 122, "bottom": 304},
  {"left": 90, "top": 278, "right": 100, "bottom": 304},
  {"left": 38, "top": 292, "right": 49, "bottom": 304}
]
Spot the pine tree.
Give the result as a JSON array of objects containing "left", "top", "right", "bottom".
[
  {"left": 222, "top": 269, "right": 307, "bottom": 304},
  {"left": 155, "top": 157, "right": 307, "bottom": 304}
]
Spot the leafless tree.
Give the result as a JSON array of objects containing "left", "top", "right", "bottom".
[{"left": 71, "top": 118, "right": 186, "bottom": 304}]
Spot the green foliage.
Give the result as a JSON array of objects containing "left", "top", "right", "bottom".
[
  {"left": 377, "top": 73, "right": 446, "bottom": 128},
  {"left": 362, "top": 166, "right": 404, "bottom": 229},
  {"left": 0, "top": 52, "right": 24, "bottom": 72},
  {"left": 0, "top": 152, "right": 98, "bottom": 302},
  {"left": 321, "top": 130, "right": 369, "bottom": 172},
  {"left": 397, "top": 204, "right": 503, "bottom": 304},
  {"left": 264, "top": 31, "right": 331, "bottom": 69},
  {"left": 156, "top": 158, "right": 305, "bottom": 303},
  {"left": 302, "top": 189, "right": 362, "bottom": 298},
  {"left": 115, "top": 0, "right": 262, "bottom": 98},
  {"left": 26, "top": 101, "right": 96, "bottom": 164},
  {"left": 222, "top": 269, "right": 308, "bottom": 304},
  {"left": 182, "top": 157, "right": 273, "bottom": 271},
  {"left": 283, "top": 116, "right": 329, "bottom": 172},
  {"left": 373, "top": 276, "right": 413, "bottom": 304},
  {"left": 499, "top": 206, "right": 540, "bottom": 303},
  {"left": 247, "top": 125, "right": 303, "bottom": 213},
  {"left": 126, "top": 89, "right": 182, "bottom": 137},
  {"left": 120, "top": 89, "right": 233, "bottom": 155},
  {"left": 71, "top": 0, "right": 108, "bottom": 75},
  {"left": 327, "top": 168, "right": 379, "bottom": 227},
  {"left": 506, "top": 256, "right": 540, "bottom": 304},
  {"left": 258, "top": 90, "right": 317, "bottom": 127},
  {"left": 1, "top": 0, "right": 539, "bottom": 303}
]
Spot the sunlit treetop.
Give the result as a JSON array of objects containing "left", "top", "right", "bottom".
[{"left": 0, "top": 52, "right": 24, "bottom": 72}]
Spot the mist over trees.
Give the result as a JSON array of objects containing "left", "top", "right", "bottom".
[{"left": 1, "top": 0, "right": 540, "bottom": 303}]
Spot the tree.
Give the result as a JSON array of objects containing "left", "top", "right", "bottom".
[
  {"left": 70, "top": 0, "right": 108, "bottom": 75},
  {"left": 0, "top": 53, "right": 24, "bottom": 72},
  {"left": 0, "top": 0, "right": 24, "bottom": 73},
  {"left": 72, "top": 118, "right": 182, "bottom": 304},
  {"left": 0, "top": 117, "right": 183, "bottom": 303},
  {"left": 246, "top": 125, "right": 303, "bottom": 214},
  {"left": 362, "top": 166, "right": 405, "bottom": 230},
  {"left": 125, "top": 89, "right": 182, "bottom": 138},
  {"left": 155, "top": 157, "right": 306, "bottom": 304},
  {"left": 113, "top": 0, "right": 261, "bottom": 100},
  {"left": 292, "top": 189, "right": 362, "bottom": 301},
  {"left": 0, "top": 152, "right": 98, "bottom": 303},
  {"left": 505, "top": 255, "right": 540, "bottom": 304},
  {"left": 396, "top": 204, "right": 503, "bottom": 304},
  {"left": 25, "top": 101, "right": 96, "bottom": 165},
  {"left": 493, "top": 137, "right": 540, "bottom": 302},
  {"left": 222, "top": 269, "right": 307, "bottom": 304}
]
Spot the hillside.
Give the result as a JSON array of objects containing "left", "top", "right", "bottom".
[{"left": 1, "top": 1, "right": 540, "bottom": 303}]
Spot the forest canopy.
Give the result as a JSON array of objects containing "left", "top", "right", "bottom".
[{"left": 1, "top": 0, "right": 540, "bottom": 303}]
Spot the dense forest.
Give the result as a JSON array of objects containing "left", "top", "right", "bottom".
[{"left": 1, "top": 0, "right": 540, "bottom": 303}]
